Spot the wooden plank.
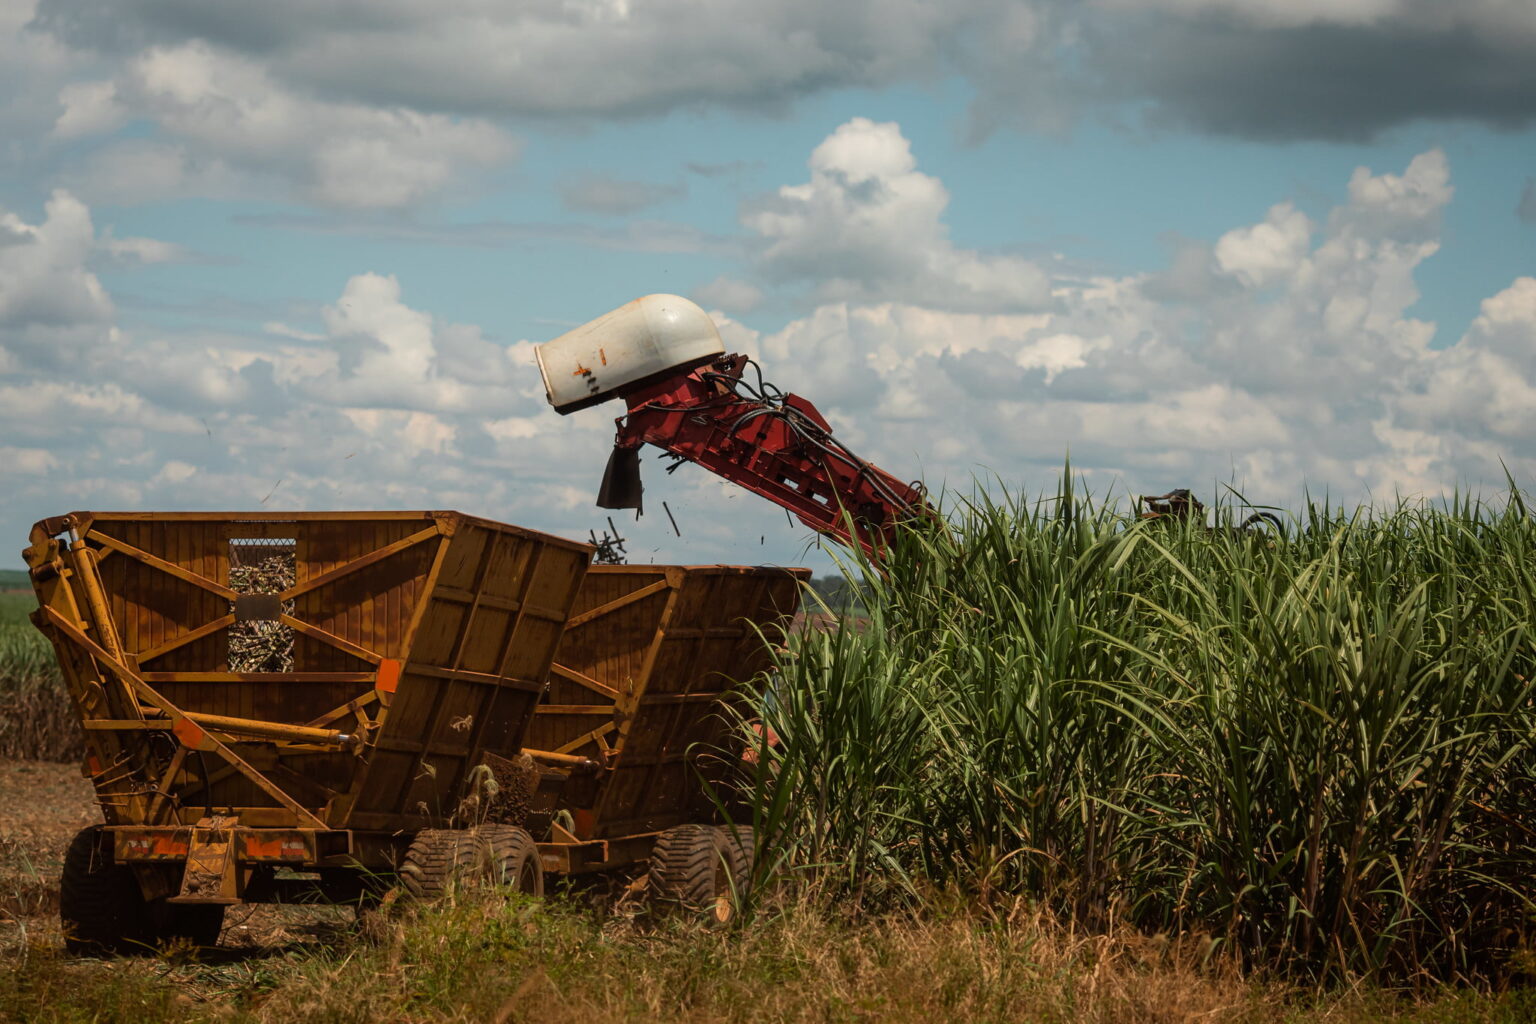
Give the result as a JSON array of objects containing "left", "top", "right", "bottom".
[
  {"left": 140, "top": 672, "right": 375, "bottom": 684},
  {"left": 91, "top": 531, "right": 238, "bottom": 601},
  {"left": 635, "top": 691, "right": 728, "bottom": 706},
  {"left": 279, "top": 526, "right": 437, "bottom": 599},
  {"left": 88, "top": 511, "right": 438, "bottom": 522},
  {"left": 563, "top": 579, "right": 670, "bottom": 629},
  {"left": 280, "top": 614, "right": 382, "bottom": 665},
  {"left": 547, "top": 662, "right": 620, "bottom": 701},
  {"left": 431, "top": 586, "right": 569, "bottom": 623},
  {"left": 539, "top": 705, "right": 618, "bottom": 715},
  {"left": 303, "top": 692, "right": 378, "bottom": 729},
  {"left": 401, "top": 535, "right": 452, "bottom": 658},
  {"left": 135, "top": 615, "right": 235, "bottom": 666},
  {"left": 661, "top": 626, "right": 756, "bottom": 640},
  {"left": 406, "top": 664, "right": 544, "bottom": 692},
  {"left": 394, "top": 522, "right": 494, "bottom": 817},
  {"left": 555, "top": 721, "right": 616, "bottom": 755}
]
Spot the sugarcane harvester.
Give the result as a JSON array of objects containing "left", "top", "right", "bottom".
[{"left": 536, "top": 294, "right": 927, "bottom": 558}]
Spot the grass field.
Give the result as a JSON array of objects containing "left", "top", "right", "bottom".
[{"left": 3, "top": 479, "right": 1536, "bottom": 1019}]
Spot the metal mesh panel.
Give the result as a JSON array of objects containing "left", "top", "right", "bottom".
[{"left": 228, "top": 538, "right": 295, "bottom": 672}]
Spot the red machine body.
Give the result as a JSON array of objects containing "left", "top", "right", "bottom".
[{"left": 603, "top": 354, "right": 926, "bottom": 558}]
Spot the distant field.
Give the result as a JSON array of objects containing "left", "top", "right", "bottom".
[
  {"left": 0, "top": 590, "right": 35, "bottom": 626},
  {"left": 0, "top": 578, "right": 75, "bottom": 762}
]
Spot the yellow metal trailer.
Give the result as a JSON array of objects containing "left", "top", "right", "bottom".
[{"left": 24, "top": 510, "right": 590, "bottom": 952}]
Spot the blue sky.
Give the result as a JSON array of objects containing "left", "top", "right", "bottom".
[{"left": 2, "top": 1, "right": 1535, "bottom": 571}]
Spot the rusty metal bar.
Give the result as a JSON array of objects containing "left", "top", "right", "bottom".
[
  {"left": 523, "top": 747, "right": 603, "bottom": 770},
  {"left": 142, "top": 710, "right": 355, "bottom": 748}
]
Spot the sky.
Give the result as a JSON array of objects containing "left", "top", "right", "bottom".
[{"left": 1, "top": 0, "right": 1534, "bottom": 572}]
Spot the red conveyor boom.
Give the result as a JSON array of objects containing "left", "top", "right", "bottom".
[{"left": 602, "top": 354, "right": 926, "bottom": 558}]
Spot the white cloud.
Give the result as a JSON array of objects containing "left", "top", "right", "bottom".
[
  {"left": 57, "top": 41, "right": 518, "bottom": 208},
  {"left": 1214, "top": 202, "right": 1311, "bottom": 288},
  {"left": 1397, "top": 277, "right": 1536, "bottom": 452},
  {"left": 150, "top": 459, "right": 198, "bottom": 485},
  {"left": 743, "top": 118, "right": 1050, "bottom": 311},
  {"left": 303, "top": 272, "right": 528, "bottom": 414},
  {"left": 691, "top": 276, "right": 764, "bottom": 314},
  {"left": 263, "top": 321, "right": 325, "bottom": 342},
  {"left": 0, "top": 189, "right": 117, "bottom": 365},
  {"left": 52, "top": 78, "right": 124, "bottom": 138},
  {"left": 0, "top": 446, "right": 60, "bottom": 478}
]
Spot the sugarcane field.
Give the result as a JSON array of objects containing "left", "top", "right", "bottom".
[{"left": 5, "top": 5, "right": 1536, "bottom": 1021}]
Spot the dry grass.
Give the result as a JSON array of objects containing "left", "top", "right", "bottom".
[{"left": 3, "top": 889, "right": 1533, "bottom": 1024}]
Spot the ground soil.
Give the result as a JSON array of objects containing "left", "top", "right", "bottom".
[{"left": 0, "top": 760, "right": 97, "bottom": 922}]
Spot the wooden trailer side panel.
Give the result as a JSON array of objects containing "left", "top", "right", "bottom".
[
  {"left": 347, "top": 517, "right": 590, "bottom": 830},
  {"left": 526, "top": 567, "right": 676, "bottom": 758},
  {"left": 537, "top": 565, "right": 806, "bottom": 840}
]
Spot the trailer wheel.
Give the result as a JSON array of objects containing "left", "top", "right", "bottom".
[
  {"left": 715, "top": 825, "right": 755, "bottom": 892},
  {"left": 60, "top": 825, "right": 151, "bottom": 955},
  {"left": 399, "top": 829, "right": 478, "bottom": 900},
  {"left": 648, "top": 824, "right": 734, "bottom": 924},
  {"left": 476, "top": 825, "right": 543, "bottom": 896}
]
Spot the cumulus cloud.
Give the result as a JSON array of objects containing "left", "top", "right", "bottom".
[
  {"left": 55, "top": 41, "right": 518, "bottom": 207},
  {"left": 743, "top": 118, "right": 1050, "bottom": 311},
  {"left": 0, "top": 189, "right": 117, "bottom": 366},
  {"left": 299, "top": 272, "right": 532, "bottom": 413},
  {"left": 1398, "top": 277, "right": 1536, "bottom": 453},
  {"left": 691, "top": 276, "right": 764, "bottom": 314},
  {"left": 0, "top": 0, "right": 83, "bottom": 147}
]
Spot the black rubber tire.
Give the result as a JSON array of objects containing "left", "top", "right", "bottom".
[
  {"left": 399, "top": 829, "right": 479, "bottom": 900},
  {"left": 648, "top": 824, "right": 734, "bottom": 924},
  {"left": 60, "top": 825, "right": 151, "bottom": 955},
  {"left": 715, "top": 825, "right": 755, "bottom": 892},
  {"left": 476, "top": 825, "right": 544, "bottom": 896}
]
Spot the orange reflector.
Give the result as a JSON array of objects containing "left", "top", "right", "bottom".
[
  {"left": 375, "top": 658, "right": 402, "bottom": 694},
  {"left": 173, "top": 716, "right": 207, "bottom": 750}
]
